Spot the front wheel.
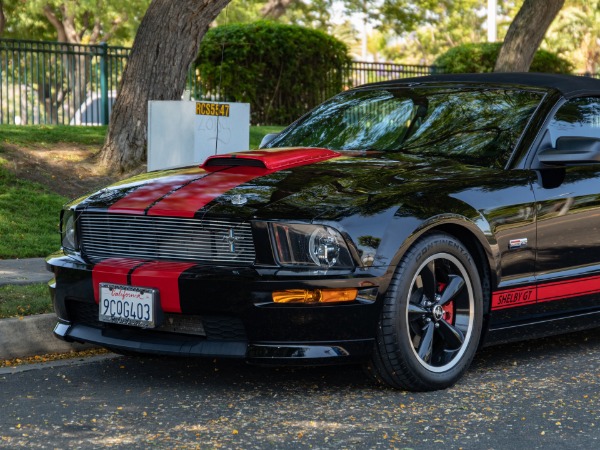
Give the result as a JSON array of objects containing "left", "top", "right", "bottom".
[{"left": 367, "top": 232, "right": 483, "bottom": 391}]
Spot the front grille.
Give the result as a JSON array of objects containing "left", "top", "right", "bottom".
[{"left": 78, "top": 213, "right": 255, "bottom": 264}]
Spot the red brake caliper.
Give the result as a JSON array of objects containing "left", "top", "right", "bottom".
[{"left": 437, "top": 282, "right": 454, "bottom": 324}]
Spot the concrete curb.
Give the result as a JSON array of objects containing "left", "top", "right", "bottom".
[
  {"left": 0, "top": 258, "right": 97, "bottom": 360},
  {"left": 0, "top": 313, "right": 95, "bottom": 360}
]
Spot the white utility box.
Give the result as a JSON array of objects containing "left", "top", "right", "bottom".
[{"left": 147, "top": 101, "right": 250, "bottom": 171}]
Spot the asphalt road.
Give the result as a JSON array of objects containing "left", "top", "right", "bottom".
[{"left": 1, "top": 329, "right": 599, "bottom": 449}]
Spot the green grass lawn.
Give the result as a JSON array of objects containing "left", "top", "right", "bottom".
[
  {"left": 249, "top": 126, "right": 283, "bottom": 148},
  {"left": 0, "top": 157, "right": 67, "bottom": 258},
  {"left": 0, "top": 124, "right": 107, "bottom": 147},
  {"left": 1, "top": 124, "right": 283, "bottom": 148},
  {"left": 0, "top": 284, "right": 52, "bottom": 318}
]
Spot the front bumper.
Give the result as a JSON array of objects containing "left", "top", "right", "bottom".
[{"left": 48, "top": 254, "right": 386, "bottom": 364}]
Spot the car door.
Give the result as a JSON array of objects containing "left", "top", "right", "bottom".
[{"left": 532, "top": 96, "right": 600, "bottom": 317}]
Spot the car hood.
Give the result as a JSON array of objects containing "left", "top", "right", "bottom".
[{"left": 73, "top": 147, "right": 494, "bottom": 221}]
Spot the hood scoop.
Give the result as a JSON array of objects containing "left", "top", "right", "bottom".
[{"left": 202, "top": 148, "right": 341, "bottom": 171}]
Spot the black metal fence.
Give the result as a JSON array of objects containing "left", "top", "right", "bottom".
[
  {"left": 0, "top": 38, "right": 441, "bottom": 126},
  {"left": 347, "top": 61, "right": 436, "bottom": 86},
  {"left": 0, "top": 39, "right": 130, "bottom": 126}
]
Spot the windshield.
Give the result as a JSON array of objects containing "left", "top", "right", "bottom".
[{"left": 265, "top": 87, "right": 543, "bottom": 168}]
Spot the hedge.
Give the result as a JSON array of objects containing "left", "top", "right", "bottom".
[
  {"left": 434, "top": 43, "right": 573, "bottom": 74},
  {"left": 196, "top": 22, "right": 351, "bottom": 125}
]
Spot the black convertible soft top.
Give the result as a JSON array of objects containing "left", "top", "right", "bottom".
[{"left": 365, "top": 72, "right": 600, "bottom": 98}]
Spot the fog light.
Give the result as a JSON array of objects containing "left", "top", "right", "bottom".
[{"left": 272, "top": 288, "right": 358, "bottom": 304}]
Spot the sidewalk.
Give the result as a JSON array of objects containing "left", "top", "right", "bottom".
[
  {"left": 0, "top": 258, "right": 52, "bottom": 286},
  {"left": 0, "top": 258, "right": 94, "bottom": 359}
]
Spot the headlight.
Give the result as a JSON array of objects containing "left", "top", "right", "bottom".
[
  {"left": 269, "top": 223, "right": 354, "bottom": 269},
  {"left": 60, "top": 209, "right": 78, "bottom": 251}
]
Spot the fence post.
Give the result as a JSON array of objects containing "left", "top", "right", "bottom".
[{"left": 99, "top": 42, "right": 109, "bottom": 126}]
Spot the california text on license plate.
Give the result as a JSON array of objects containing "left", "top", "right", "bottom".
[{"left": 99, "top": 283, "right": 158, "bottom": 328}]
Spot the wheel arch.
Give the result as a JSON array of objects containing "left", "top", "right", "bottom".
[
  {"left": 430, "top": 223, "right": 493, "bottom": 316},
  {"left": 386, "top": 218, "right": 496, "bottom": 325}
]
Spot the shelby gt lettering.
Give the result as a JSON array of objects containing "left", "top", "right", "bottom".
[{"left": 48, "top": 73, "right": 600, "bottom": 391}]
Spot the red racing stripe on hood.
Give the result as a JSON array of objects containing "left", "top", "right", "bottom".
[
  {"left": 147, "top": 165, "right": 268, "bottom": 217},
  {"left": 147, "top": 148, "right": 341, "bottom": 217},
  {"left": 108, "top": 173, "right": 206, "bottom": 215}
]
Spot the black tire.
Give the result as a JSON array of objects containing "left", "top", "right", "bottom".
[{"left": 367, "top": 232, "right": 483, "bottom": 391}]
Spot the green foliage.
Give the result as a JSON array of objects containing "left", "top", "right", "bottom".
[
  {"left": 1, "top": 0, "right": 149, "bottom": 45},
  {"left": 545, "top": 0, "right": 600, "bottom": 74},
  {"left": 378, "top": 0, "right": 522, "bottom": 63},
  {"left": 434, "top": 43, "right": 573, "bottom": 74},
  {"left": 213, "top": 0, "right": 264, "bottom": 27},
  {"left": 196, "top": 21, "right": 351, "bottom": 125}
]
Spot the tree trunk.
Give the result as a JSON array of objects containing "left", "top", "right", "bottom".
[
  {"left": 99, "top": 0, "right": 231, "bottom": 173},
  {"left": 494, "top": 0, "right": 565, "bottom": 72}
]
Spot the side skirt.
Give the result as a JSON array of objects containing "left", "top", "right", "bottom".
[{"left": 483, "top": 309, "right": 600, "bottom": 347}]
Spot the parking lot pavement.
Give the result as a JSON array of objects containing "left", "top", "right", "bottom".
[{"left": 1, "top": 328, "right": 599, "bottom": 449}]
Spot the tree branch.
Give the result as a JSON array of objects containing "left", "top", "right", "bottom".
[
  {"left": 101, "top": 14, "right": 128, "bottom": 43},
  {"left": 59, "top": 3, "right": 79, "bottom": 43},
  {"left": 79, "top": 11, "right": 91, "bottom": 41},
  {"left": 43, "top": 5, "right": 68, "bottom": 42},
  {"left": 88, "top": 19, "right": 102, "bottom": 44},
  {"left": 261, "top": 0, "right": 295, "bottom": 19}
]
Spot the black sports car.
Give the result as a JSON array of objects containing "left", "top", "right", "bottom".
[{"left": 48, "top": 73, "right": 600, "bottom": 391}]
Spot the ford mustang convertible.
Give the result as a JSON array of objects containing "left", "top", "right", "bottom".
[{"left": 47, "top": 73, "right": 600, "bottom": 391}]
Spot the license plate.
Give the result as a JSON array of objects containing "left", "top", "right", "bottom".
[{"left": 99, "top": 283, "right": 159, "bottom": 328}]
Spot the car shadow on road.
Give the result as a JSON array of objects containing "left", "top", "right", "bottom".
[{"left": 102, "top": 327, "right": 600, "bottom": 392}]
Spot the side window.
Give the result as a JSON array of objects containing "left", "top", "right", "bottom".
[
  {"left": 548, "top": 97, "right": 600, "bottom": 146},
  {"left": 404, "top": 89, "right": 542, "bottom": 169}
]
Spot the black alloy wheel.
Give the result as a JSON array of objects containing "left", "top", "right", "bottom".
[{"left": 367, "top": 232, "right": 483, "bottom": 391}]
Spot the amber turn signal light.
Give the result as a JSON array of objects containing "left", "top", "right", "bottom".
[{"left": 272, "top": 288, "right": 358, "bottom": 304}]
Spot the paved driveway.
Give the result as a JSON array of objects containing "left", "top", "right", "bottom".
[{"left": 1, "top": 329, "right": 599, "bottom": 449}]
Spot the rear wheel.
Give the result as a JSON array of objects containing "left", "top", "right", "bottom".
[{"left": 367, "top": 232, "right": 483, "bottom": 391}]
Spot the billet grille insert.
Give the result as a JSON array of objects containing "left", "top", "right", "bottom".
[{"left": 78, "top": 213, "right": 255, "bottom": 264}]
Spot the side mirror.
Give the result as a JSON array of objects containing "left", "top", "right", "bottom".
[
  {"left": 259, "top": 133, "right": 280, "bottom": 149},
  {"left": 538, "top": 136, "right": 600, "bottom": 165}
]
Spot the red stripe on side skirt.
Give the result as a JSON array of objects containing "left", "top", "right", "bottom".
[
  {"left": 537, "top": 275, "right": 600, "bottom": 303},
  {"left": 92, "top": 258, "right": 144, "bottom": 303},
  {"left": 491, "top": 286, "right": 537, "bottom": 310},
  {"left": 491, "top": 274, "right": 600, "bottom": 310},
  {"left": 109, "top": 173, "right": 205, "bottom": 215},
  {"left": 129, "top": 261, "right": 196, "bottom": 313}
]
